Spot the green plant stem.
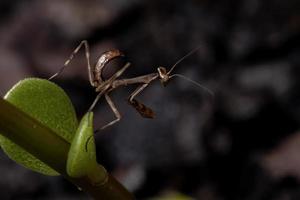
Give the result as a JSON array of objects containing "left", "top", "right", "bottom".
[{"left": 0, "top": 98, "right": 134, "bottom": 200}]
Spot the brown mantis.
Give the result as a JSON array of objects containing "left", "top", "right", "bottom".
[{"left": 49, "top": 40, "right": 213, "bottom": 131}]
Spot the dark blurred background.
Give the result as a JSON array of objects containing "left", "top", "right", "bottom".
[{"left": 0, "top": 0, "right": 299, "bottom": 199}]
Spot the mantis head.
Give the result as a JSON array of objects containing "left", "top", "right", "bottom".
[{"left": 157, "top": 67, "right": 169, "bottom": 86}]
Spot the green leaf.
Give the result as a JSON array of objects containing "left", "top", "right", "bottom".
[
  {"left": 0, "top": 99, "right": 134, "bottom": 199},
  {"left": 67, "top": 112, "right": 97, "bottom": 177},
  {"left": 67, "top": 112, "right": 107, "bottom": 185},
  {"left": 0, "top": 78, "right": 78, "bottom": 175}
]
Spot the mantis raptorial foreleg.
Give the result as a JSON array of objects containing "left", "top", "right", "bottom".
[{"left": 128, "top": 83, "right": 155, "bottom": 118}]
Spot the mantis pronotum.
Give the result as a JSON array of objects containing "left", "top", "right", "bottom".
[{"left": 49, "top": 40, "right": 213, "bottom": 131}]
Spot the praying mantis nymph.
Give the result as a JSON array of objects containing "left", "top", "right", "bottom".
[
  {"left": 0, "top": 40, "right": 213, "bottom": 182},
  {"left": 49, "top": 40, "right": 213, "bottom": 131}
]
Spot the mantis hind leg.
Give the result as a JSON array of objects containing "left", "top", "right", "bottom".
[{"left": 49, "top": 40, "right": 96, "bottom": 87}]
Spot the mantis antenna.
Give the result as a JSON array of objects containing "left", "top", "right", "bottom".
[
  {"left": 165, "top": 46, "right": 214, "bottom": 97},
  {"left": 167, "top": 46, "right": 202, "bottom": 75},
  {"left": 170, "top": 74, "right": 214, "bottom": 97}
]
